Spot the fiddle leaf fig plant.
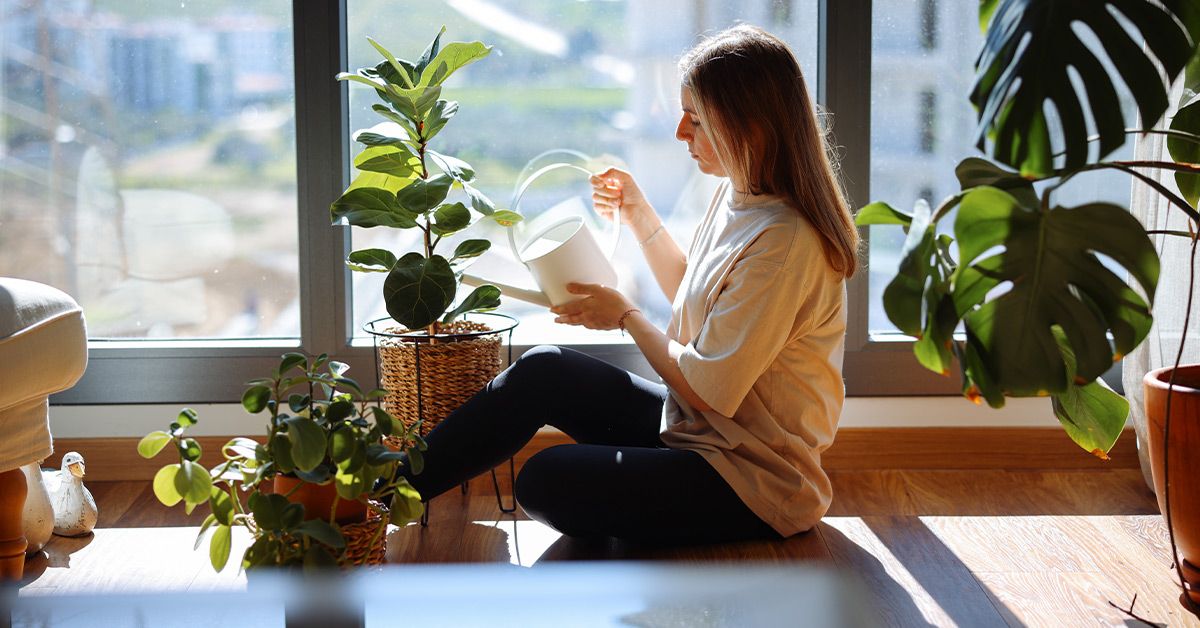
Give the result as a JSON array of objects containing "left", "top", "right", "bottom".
[
  {"left": 137, "top": 352, "right": 426, "bottom": 572},
  {"left": 857, "top": 0, "right": 1200, "bottom": 457},
  {"left": 332, "top": 29, "right": 521, "bottom": 335}
]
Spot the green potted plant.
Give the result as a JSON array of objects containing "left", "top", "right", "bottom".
[
  {"left": 855, "top": 0, "right": 1200, "bottom": 614},
  {"left": 137, "top": 352, "right": 425, "bottom": 571},
  {"left": 331, "top": 29, "right": 521, "bottom": 437}
]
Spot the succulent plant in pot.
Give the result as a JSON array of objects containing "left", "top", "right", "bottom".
[
  {"left": 331, "top": 29, "right": 521, "bottom": 437},
  {"left": 137, "top": 352, "right": 426, "bottom": 571}
]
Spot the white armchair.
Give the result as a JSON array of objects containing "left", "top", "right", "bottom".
[{"left": 0, "top": 278, "right": 87, "bottom": 581}]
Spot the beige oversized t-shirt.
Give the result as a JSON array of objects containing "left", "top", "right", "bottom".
[{"left": 660, "top": 182, "right": 846, "bottom": 537}]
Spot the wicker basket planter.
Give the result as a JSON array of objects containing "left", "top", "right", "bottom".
[{"left": 366, "top": 313, "right": 518, "bottom": 439}]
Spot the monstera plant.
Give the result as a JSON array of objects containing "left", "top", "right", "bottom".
[
  {"left": 331, "top": 29, "right": 522, "bottom": 336},
  {"left": 857, "top": 0, "right": 1200, "bottom": 456}
]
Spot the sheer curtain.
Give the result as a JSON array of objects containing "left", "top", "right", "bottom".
[{"left": 1125, "top": 81, "right": 1200, "bottom": 488}]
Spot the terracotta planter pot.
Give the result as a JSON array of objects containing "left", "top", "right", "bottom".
[
  {"left": 1143, "top": 363, "right": 1200, "bottom": 612},
  {"left": 273, "top": 475, "right": 366, "bottom": 525}
]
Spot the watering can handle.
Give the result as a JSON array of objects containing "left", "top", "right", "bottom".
[{"left": 509, "top": 162, "right": 621, "bottom": 265}]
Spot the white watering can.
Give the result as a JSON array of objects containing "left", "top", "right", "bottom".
[{"left": 462, "top": 161, "right": 620, "bottom": 308}]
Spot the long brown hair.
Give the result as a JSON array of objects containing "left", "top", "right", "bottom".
[{"left": 680, "top": 24, "right": 859, "bottom": 278}]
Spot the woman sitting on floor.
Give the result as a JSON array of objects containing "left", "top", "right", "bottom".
[{"left": 399, "top": 23, "right": 858, "bottom": 545}]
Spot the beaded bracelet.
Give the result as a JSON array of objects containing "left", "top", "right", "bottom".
[{"left": 617, "top": 308, "right": 641, "bottom": 335}]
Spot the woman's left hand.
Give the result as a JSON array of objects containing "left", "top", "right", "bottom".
[{"left": 551, "top": 283, "right": 635, "bottom": 330}]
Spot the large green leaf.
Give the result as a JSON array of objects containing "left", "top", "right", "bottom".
[
  {"left": 415, "top": 27, "right": 446, "bottom": 77},
  {"left": 137, "top": 431, "right": 172, "bottom": 459},
  {"left": 424, "top": 100, "right": 459, "bottom": 140},
  {"left": 1168, "top": 98, "right": 1200, "bottom": 206},
  {"left": 174, "top": 459, "right": 212, "bottom": 506},
  {"left": 431, "top": 202, "right": 472, "bottom": 236},
  {"left": 1049, "top": 327, "right": 1129, "bottom": 456},
  {"left": 396, "top": 174, "right": 453, "bottom": 214},
  {"left": 854, "top": 201, "right": 913, "bottom": 228},
  {"left": 462, "top": 182, "right": 495, "bottom": 215},
  {"left": 353, "top": 122, "right": 412, "bottom": 148},
  {"left": 427, "top": 148, "right": 473, "bottom": 182},
  {"left": 353, "top": 144, "right": 420, "bottom": 177},
  {"left": 345, "top": 169, "right": 416, "bottom": 195},
  {"left": 442, "top": 284, "right": 501, "bottom": 324},
  {"left": 209, "top": 524, "right": 232, "bottom": 572},
  {"left": 952, "top": 186, "right": 1159, "bottom": 396},
  {"left": 346, "top": 248, "right": 397, "bottom": 273},
  {"left": 390, "top": 479, "right": 424, "bottom": 526},
  {"left": 451, "top": 239, "right": 491, "bottom": 261},
  {"left": 417, "top": 41, "right": 491, "bottom": 88},
  {"left": 284, "top": 417, "right": 327, "bottom": 472},
  {"left": 882, "top": 199, "right": 936, "bottom": 336},
  {"left": 973, "top": 0, "right": 1197, "bottom": 176},
  {"left": 383, "top": 253, "right": 457, "bottom": 330},
  {"left": 331, "top": 188, "right": 418, "bottom": 229},
  {"left": 953, "top": 158, "right": 1037, "bottom": 207}
]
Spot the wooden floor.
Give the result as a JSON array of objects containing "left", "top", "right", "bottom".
[{"left": 14, "top": 468, "right": 1200, "bottom": 627}]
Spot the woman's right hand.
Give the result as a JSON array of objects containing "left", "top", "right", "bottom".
[{"left": 590, "top": 167, "right": 654, "bottom": 230}]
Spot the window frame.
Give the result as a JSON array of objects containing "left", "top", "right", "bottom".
[{"left": 54, "top": 0, "right": 959, "bottom": 405}]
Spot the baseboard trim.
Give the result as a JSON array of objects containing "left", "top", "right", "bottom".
[{"left": 46, "top": 427, "right": 1138, "bottom": 484}]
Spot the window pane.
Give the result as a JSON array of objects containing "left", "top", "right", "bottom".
[
  {"left": 868, "top": 1, "right": 1135, "bottom": 335},
  {"left": 347, "top": 1, "right": 818, "bottom": 345},
  {"left": 0, "top": 1, "right": 299, "bottom": 339}
]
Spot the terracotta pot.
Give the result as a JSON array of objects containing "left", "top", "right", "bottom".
[
  {"left": 273, "top": 475, "right": 366, "bottom": 525},
  {"left": 1144, "top": 363, "right": 1200, "bottom": 612}
]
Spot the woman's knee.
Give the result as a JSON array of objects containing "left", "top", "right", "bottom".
[
  {"left": 500, "top": 345, "right": 567, "bottom": 390},
  {"left": 514, "top": 445, "right": 583, "bottom": 534}
]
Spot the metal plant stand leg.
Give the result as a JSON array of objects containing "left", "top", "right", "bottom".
[{"left": 490, "top": 458, "right": 517, "bottom": 513}]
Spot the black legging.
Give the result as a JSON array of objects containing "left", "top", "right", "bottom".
[{"left": 401, "top": 345, "right": 781, "bottom": 545}]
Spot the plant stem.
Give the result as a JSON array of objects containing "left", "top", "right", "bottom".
[{"left": 1052, "top": 162, "right": 1200, "bottom": 224}]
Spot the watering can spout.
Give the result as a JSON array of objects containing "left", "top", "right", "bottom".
[{"left": 462, "top": 273, "right": 552, "bottom": 308}]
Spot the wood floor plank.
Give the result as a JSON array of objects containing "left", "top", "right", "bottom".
[{"left": 17, "top": 469, "right": 1192, "bottom": 628}]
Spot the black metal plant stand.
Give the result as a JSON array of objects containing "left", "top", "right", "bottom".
[{"left": 365, "top": 312, "right": 519, "bottom": 527}]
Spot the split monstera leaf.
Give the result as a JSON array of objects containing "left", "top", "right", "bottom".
[{"left": 859, "top": 0, "right": 1200, "bottom": 456}]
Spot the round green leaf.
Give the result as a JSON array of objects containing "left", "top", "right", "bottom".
[
  {"left": 180, "top": 438, "right": 202, "bottom": 463},
  {"left": 249, "top": 493, "right": 290, "bottom": 531},
  {"left": 174, "top": 459, "right": 213, "bottom": 506},
  {"left": 334, "top": 467, "right": 368, "bottom": 500},
  {"left": 153, "top": 464, "right": 184, "bottom": 507},
  {"left": 284, "top": 417, "right": 328, "bottom": 472},
  {"left": 271, "top": 433, "right": 296, "bottom": 474},
  {"left": 176, "top": 408, "right": 199, "bottom": 428},
  {"left": 390, "top": 479, "right": 424, "bottom": 526},
  {"left": 137, "top": 431, "right": 172, "bottom": 459},
  {"left": 383, "top": 253, "right": 456, "bottom": 330},
  {"left": 242, "top": 385, "right": 271, "bottom": 414}
]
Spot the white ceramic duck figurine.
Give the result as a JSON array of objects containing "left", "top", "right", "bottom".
[
  {"left": 20, "top": 462, "right": 55, "bottom": 553},
  {"left": 41, "top": 452, "right": 97, "bottom": 537}
]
